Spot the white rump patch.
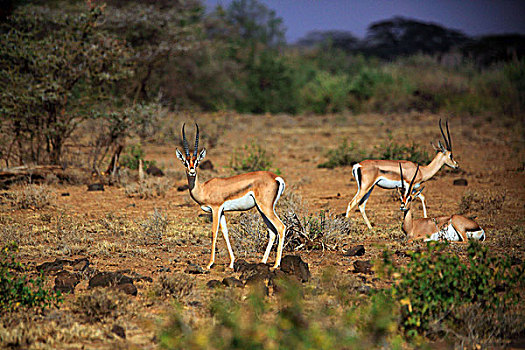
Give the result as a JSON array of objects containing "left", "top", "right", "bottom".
[
  {"left": 425, "top": 224, "right": 461, "bottom": 242},
  {"left": 467, "top": 229, "right": 485, "bottom": 241}
]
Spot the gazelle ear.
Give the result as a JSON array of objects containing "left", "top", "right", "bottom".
[
  {"left": 198, "top": 148, "right": 207, "bottom": 162},
  {"left": 176, "top": 149, "right": 186, "bottom": 163}
]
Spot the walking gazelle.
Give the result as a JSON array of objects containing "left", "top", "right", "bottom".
[
  {"left": 398, "top": 163, "right": 485, "bottom": 242},
  {"left": 345, "top": 119, "right": 458, "bottom": 229},
  {"left": 175, "top": 124, "right": 287, "bottom": 269}
]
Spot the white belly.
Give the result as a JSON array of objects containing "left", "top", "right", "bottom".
[
  {"left": 200, "top": 205, "right": 212, "bottom": 212},
  {"left": 222, "top": 192, "right": 256, "bottom": 212},
  {"left": 376, "top": 177, "right": 402, "bottom": 189},
  {"left": 376, "top": 177, "right": 422, "bottom": 190},
  {"left": 425, "top": 224, "right": 461, "bottom": 242}
]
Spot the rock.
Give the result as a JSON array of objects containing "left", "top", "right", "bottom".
[
  {"left": 146, "top": 165, "right": 164, "bottom": 177},
  {"left": 177, "top": 184, "right": 189, "bottom": 191},
  {"left": 222, "top": 277, "right": 244, "bottom": 288},
  {"left": 453, "top": 178, "right": 468, "bottom": 186},
  {"left": 61, "top": 192, "right": 70, "bottom": 196},
  {"left": 71, "top": 258, "right": 89, "bottom": 272},
  {"left": 357, "top": 285, "right": 372, "bottom": 294},
  {"left": 87, "top": 183, "right": 104, "bottom": 191},
  {"left": 206, "top": 280, "right": 222, "bottom": 289},
  {"left": 353, "top": 260, "right": 373, "bottom": 274},
  {"left": 88, "top": 272, "right": 134, "bottom": 288},
  {"left": 395, "top": 250, "right": 409, "bottom": 258},
  {"left": 239, "top": 263, "right": 270, "bottom": 281},
  {"left": 111, "top": 324, "right": 126, "bottom": 339},
  {"left": 54, "top": 270, "right": 80, "bottom": 294},
  {"left": 185, "top": 263, "right": 207, "bottom": 274},
  {"left": 199, "top": 160, "right": 214, "bottom": 170},
  {"left": 280, "top": 255, "right": 310, "bottom": 282},
  {"left": 36, "top": 259, "right": 70, "bottom": 274},
  {"left": 344, "top": 245, "right": 365, "bottom": 257},
  {"left": 116, "top": 283, "right": 138, "bottom": 296}
]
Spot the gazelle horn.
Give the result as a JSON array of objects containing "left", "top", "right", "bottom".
[
  {"left": 399, "top": 163, "right": 405, "bottom": 195},
  {"left": 194, "top": 123, "right": 199, "bottom": 157},
  {"left": 408, "top": 165, "right": 420, "bottom": 194},
  {"left": 182, "top": 123, "right": 190, "bottom": 157},
  {"left": 439, "top": 119, "right": 450, "bottom": 151},
  {"left": 446, "top": 119, "right": 452, "bottom": 151}
]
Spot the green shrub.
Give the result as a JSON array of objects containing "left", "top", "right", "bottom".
[
  {"left": 300, "top": 71, "right": 350, "bottom": 114},
  {"left": 120, "top": 143, "right": 157, "bottom": 170},
  {"left": 382, "top": 241, "right": 525, "bottom": 338},
  {"left": 374, "top": 135, "right": 431, "bottom": 164},
  {"left": 159, "top": 278, "right": 405, "bottom": 349},
  {"left": 1, "top": 243, "right": 62, "bottom": 312},
  {"left": 229, "top": 142, "right": 275, "bottom": 174},
  {"left": 318, "top": 139, "right": 367, "bottom": 168}
]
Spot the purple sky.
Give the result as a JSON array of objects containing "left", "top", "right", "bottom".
[{"left": 205, "top": 0, "right": 525, "bottom": 43}]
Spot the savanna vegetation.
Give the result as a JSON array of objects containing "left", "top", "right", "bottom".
[{"left": 0, "top": 0, "right": 524, "bottom": 349}]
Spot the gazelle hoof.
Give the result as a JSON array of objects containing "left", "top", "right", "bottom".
[{"left": 206, "top": 262, "right": 214, "bottom": 270}]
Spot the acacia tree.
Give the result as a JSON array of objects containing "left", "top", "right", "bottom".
[{"left": 0, "top": 3, "right": 135, "bottom": 165}]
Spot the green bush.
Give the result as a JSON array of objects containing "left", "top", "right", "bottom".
[
  {"left": 159, "top": 278, "right": 405, "bottom": 349},
  {"left": 229, "top": 142, "right": 275, "bottom": 174},
  {"left": 374, "top": 135, "right": 431, "bottom": 164},
  {"left": 300, "top": 71, "right": 350, "bottom": 114},
  {"left": 0, "top": 243, "right": 62, "bottom": 312},
  {"left": 318, "top": 139, "right": 367, "bottom": 168},
  {"left": 382, "top": 241, "right": 525, "bottom": 338},
  {"left": 120, "top": 144, "right": 157, "bottom": 171}
]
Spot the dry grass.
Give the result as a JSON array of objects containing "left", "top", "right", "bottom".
[
  {"left": 458, "top": 189, "right": 507, "bottom": 216},
  {"left": 124, "top": 177, "right": 172, "bottom": 199},
  {"left": 4, "top": 184, "right": 56, "bottom": 209}
]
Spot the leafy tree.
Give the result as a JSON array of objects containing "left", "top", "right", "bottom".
[
  {"left": 364, "top": 16, "right": 468, "bottom": 59},
  {"left": 100, "top": 0, "right": 204, "bottom": 104},
  {"left": 0, "top": 3, "right": 134, "bottom": 165}
]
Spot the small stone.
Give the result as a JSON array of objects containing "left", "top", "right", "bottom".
[
  {"left": 71, "top": 258, "right": 89, "bottom": 271},
  {"left": 280, "top": 255, "right": 310, "bottom": 282},
  {"left": 146, "top": 165, "right": 164, "bottom": 177},
  {"left": 222, "top": 277, "right": 244, "bottom": 288},
  {"left": 206, "top": 280, "right": 222, "bottom": 289},
  {"left": 177, "top": 184, "right": 189, "bottom": 191},
  {"left": 54, "top": 270, "right": 80, "bottom": 294},
  {"left": 185, "top": 263, "right": 207, "bottom": 274},
  {"left": 87, "top": 183, "right": 104, "bottom": 191},
  {"left": 111, "top": 324, "right": 126, "bottom": 339},
  {"left": 61, "top": 192, "right": 70, "bottom": 196},
  {"left": 353, "top": 260, "right": 373, "bottom": 274},
  {"left": 115, "top": 283, "right": 138, "bottom": 296},
  {"left": 344, "top": 245, "right": 365, "bottom": 257},
  {"left": 453, "top": 178, "right": 468, "bottom": 186}
]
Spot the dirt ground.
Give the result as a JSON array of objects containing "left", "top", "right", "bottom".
[{"left": 1, "top": 112, "right": 524, "bottom": 349}]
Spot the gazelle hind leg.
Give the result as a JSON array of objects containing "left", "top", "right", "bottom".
[
  {"left": 358, "top": 187, "right": 374, "bottom": 230},
  {"left": 206, "top": 208, "right": 221, "bottom": 269},
  {"left": 219, "top": 215, "right": 235, "bottom": 269},
  {"left": 257, "top": 207, "right": 285, "bottom": 269},
  {"left": 418, "top": 192, "right": 428, "bottom": 218}
]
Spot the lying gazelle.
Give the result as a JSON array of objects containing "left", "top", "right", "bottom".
[
  {"left": 398, "top": 163, "right": 485, "bottom": 242},
  {"left": 345, "top": 119, "right": 458, "bottom": 230},
  {"left": 175, "top": 124, "right": 287, "bottom": 269}
]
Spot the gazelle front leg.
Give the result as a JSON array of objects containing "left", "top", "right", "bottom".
[
  {"left": 206, "top": 208, "right": 221, "bottom": 269},
  {"left": 219, "top": 215, "right": 236, "bottom": 269},
  {"left": 418, "top": 192, "right": 428, "bottom": 218}
]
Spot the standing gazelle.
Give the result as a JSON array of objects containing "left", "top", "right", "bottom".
[
  {"left": 345, "top": 120, "right": 458, "bottom": 230},
  {"left": 398, "top": 163, "right": 485, "bottom": 242},
  {"left": 175, "top": 124, "right": 287, "bottom": 270}
]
